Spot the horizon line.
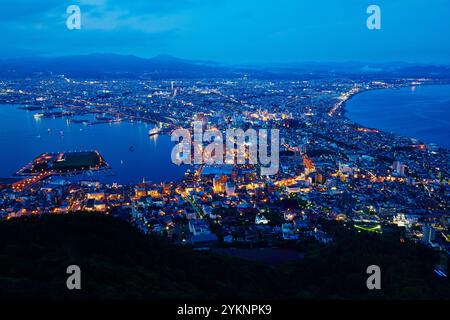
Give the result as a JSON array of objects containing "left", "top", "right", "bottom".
[{"left": 1, "top": 52, "right": 450, "bottom": 68}]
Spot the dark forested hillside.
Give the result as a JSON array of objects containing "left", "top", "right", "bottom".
[{"left": 0, "top": 214, "right": 448, "bottom": 299}]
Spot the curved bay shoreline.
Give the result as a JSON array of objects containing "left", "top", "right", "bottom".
[{"left": 340, "top": 84, "right": 450, "bottom": 150}]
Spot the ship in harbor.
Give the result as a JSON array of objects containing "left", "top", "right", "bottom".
[{"left": 149, "top": 123, "right": 163, "bottom": 137}]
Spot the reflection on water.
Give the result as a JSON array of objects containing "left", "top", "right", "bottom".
[
  {"left": 0, "top": 105, "right": 186, "bottom": 184},
  {"left": 346, "top": 85, "right": 450, "bottom": 149}
]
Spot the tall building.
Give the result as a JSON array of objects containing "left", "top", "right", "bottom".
[
  {"left": 393, "top": 160, "right": 406, "bottom": 176},
  {"left": 225, "top": 182, "right": 236, "bottom": 196},
  {"left": 213, "top": 175, "right": 227, "bottom": 194},
  {"left": 421, "top": 224, "right": 436, "bottom": 245}
]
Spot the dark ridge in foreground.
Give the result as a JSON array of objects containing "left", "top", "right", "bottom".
[{"left": 0, "top": 214, "right": 448, "bottom": 300}]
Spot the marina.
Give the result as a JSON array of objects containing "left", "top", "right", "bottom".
[{"left": 0, "top": 104, "right": 186, "bottom": 184}]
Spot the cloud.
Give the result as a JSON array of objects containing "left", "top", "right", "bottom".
[
  {"left": 0, "top": 0, "right": 202, "bottom": 25},
  {"left": 0, "top": 0, "right": 449, "bottom": 63},
  {"left": 0, "top": 0, "right": 197, "bottom": 57},
  {"left": 81, "top": 6, "right": 188, "bottom": 33}
]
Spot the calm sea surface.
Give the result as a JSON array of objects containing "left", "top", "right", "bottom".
[
  {"left": 0, "top": 104, "right": 186, "bottom": 184},
  {"left": 3, "top": 85, "right": 449, "bottom": 184},
  {"left": 346, "top": 85, "right": 450, "bottom": 149}
]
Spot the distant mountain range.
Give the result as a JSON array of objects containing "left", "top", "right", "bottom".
[
  {"left": 1, "top": 53, "right": 449, "bottom": 79},
  {"left": 0, "top": 54, "right": 233, "bottom": 79}
]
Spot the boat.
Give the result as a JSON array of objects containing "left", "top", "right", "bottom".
[
  {"left": 129, "top": 146, "right": 135, "bottom": 151},
  {"left": 149, "top": 125, "right": 162, "bottom": 136},
  {"left": 34, "top": 113, "right": 44, "bottom": 119},
  {"left": 72, "top": 119, "right": 90, "bottom": 124}
]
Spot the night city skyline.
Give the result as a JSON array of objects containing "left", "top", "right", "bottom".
[{"left": 0, "top": 0, "right": 449, "bottom": 311}]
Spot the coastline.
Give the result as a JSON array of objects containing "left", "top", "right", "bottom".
[
  {"left": 0, "top": 104, "right": 185, "bottom": 184},
  {"left": 339, "top": 83, "right": 450, "bottom": 149}
]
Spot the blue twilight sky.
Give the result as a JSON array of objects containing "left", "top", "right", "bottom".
[{"left": 1, "top": 0, "right": 450, "bottom": 64}]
